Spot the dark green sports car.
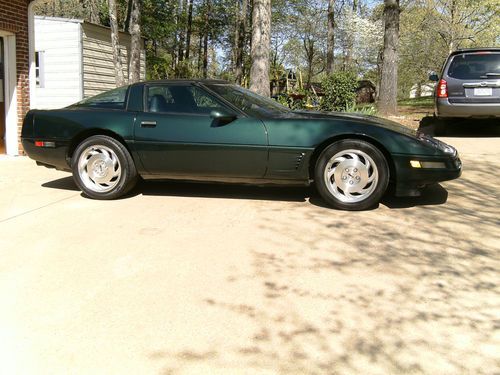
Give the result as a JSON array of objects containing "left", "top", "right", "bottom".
[{"left": 21, "top": 79, "right": 462, "bottom": 210}]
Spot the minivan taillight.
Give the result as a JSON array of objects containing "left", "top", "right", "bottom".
[{"left": 437, "top": 79, "right": 448, "bottom": 98}]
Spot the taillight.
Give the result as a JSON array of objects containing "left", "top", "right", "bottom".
[
  {"left": 34, "top": 141, "right": 56, "bottom": 148},
  {"left": 437, "top": 79, "right": 448, "bottom": 98}
]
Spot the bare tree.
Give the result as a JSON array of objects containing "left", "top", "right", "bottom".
[
  {"left": 108, "top": 0, "right": 126, "bottom": 86},
  {"left": 303, "top": 36, "right": 316, "bottom": 87},
  {"left": 128, "top": 0, "right": 142, "bottom": 83},
  {"left": 326, "top": 0, "right": 335, "bottom": 74},
  {"left": 83, "top": 0, "right": 100, "bottom": 24},
  {"left": 378, "top": 0, "right": 400, "bottom": 115},
  {"left": 344, "top": 0, "right": 357, "bottom": 69},
  {"left": 178, "top": 0, "right": 188, "bottom": 62},
  {"left": 234, "top": 0, "right": 248, "bottom": 84},
  {"left": 249, "top": 0, "right": 271, "bottom": 96},
  {"left": 184, "top": 0, "right": 194, "bottom": 59},
  {"left": 202, "top": 0, "right": 210, "bottom": 78}
]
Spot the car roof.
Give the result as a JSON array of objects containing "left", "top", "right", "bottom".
[
  {"left": 131, "top": 79, "right": 230, "bottom": 87},
  {"left": 449, "top": 47, "right": 500, "bottom": 57}
]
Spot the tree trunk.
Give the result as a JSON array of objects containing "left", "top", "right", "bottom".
[
  {"left": 124, "top": 0, "right": 132, "bottom": 32},
  {"left": 326, "top": 0, "right": 335, "bottom": 74},
  {"left": 83, "top": 0, "right": 100, "bottom": 24},
  {"left": 249, "top": 0, "right": 271, "bottom": 97},
  {"left": 232, "top": 1, "right": 240, "bottom": 70},
  {"left": 197, "top": 34, "right": 203, "bottom": 73},
  {"left": 234, "top": 0, "right": 248, "bottom": 84},
  {"left": 172, "top": 0, "right": 180, "bottom": 70},
  {"left": 108, "top": 0, "right": 126, "bottom": 86},
  {"left": 448, "top": 0, "right": 456, "bottom": 53},
  {"left": 178, "top": 0, "right": 188, "bottom": 62},
  {"left": 345, "top": 0, "right": 357, "bottom": 69},
  {"left": 185, "top": 0, "right": 194, "bottom": 59},
  {"left": 378, "top": 0, "right": 400, "bottom": 116},
  {"left": 415, "top": 82, "right": 422, "bottom": 98},
  {"left": 128, "top": 0, "right": 141, "bottom": 83},
  {"left": 203, "top": 32, "right": 208, "bottom": 78},
  {"left": 304, "top": 37, "right": 315, "bottom": 88},
  {"left": 202, "top": 0, "right": 210, "bottom": 78}
]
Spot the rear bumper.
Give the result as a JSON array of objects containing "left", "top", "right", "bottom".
[
  {"left": 21, "top": 138, "right": 71, "bottom": 171},
  {"left": 436, "top": 98, "right": 500, "bottom": 118},
  {"left": 393, "top": 154, "right": 462, "bottom": 196}
]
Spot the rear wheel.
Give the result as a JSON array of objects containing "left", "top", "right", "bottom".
[
  {"left": 315, "top": 140, "right": 389, "bottom": 210},
  {"left": 71, "top": 135, "right": 138, "bottom": 199}
]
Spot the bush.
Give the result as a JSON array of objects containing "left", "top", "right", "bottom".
[
  {"left": 320, "top": 71, "right": 358, "bottom": 112},
  {"left": 344, "top": 103, "right": 378, "bottom": 116}
]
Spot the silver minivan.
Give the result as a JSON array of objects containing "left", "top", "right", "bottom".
[{"left": 430, "top": 48, "right": 500, "bottom": 129}]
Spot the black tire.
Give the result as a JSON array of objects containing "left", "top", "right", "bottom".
[
  {"left": 71, "top": 135, "right": 138, "bottom": 200},
  {"left": 314, "top": 139, "right": 390, "bottom": 211}
]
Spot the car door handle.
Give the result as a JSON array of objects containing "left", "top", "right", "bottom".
[{"left": 140, "top": 121, "right": 157, "bottom": 128}]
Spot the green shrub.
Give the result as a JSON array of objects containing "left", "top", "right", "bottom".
[
  {"left": 344, "top": 103, "right": 378, "bottom": 116},
  {"left": 320, "top": 71, "right": 358, "bottom": 112},
  {"left": 273, "top": 91, "right": 319, "bottom": 110}
]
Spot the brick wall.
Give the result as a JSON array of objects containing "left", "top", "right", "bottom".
[{"left": 0, "top": 0, "right": 32, "bottom": 154}]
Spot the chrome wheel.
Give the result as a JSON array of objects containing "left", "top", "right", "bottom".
[
  {"left": 323, "top": 149, "right": 378, "bottom": 203},
  {"left": 77, "top": 145, "right": 121, "bottom": 193}
]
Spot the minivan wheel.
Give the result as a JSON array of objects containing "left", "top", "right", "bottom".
[
  {"left": 71, "top": 135, "right": 138, "bottom": 199},
  {"left": 315, "top": 140, "right": 389, "bottom": 210}
]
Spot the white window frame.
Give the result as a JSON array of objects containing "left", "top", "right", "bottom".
[{"left": 35, "top": 50, "right": 45, "bottom": 88}]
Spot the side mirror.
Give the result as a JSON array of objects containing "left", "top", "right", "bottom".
[
  {"left": 210, "top": 110, "right": 237, "bottom": 126},
  {"left": 429, "top": 72, "right": 439, "bottom": 82}
]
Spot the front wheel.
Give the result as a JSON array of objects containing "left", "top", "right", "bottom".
[
  {"left": 314, "top": 140, "right": 389, "bottom": 210},
  {"left": 71, "top": 135, "right": 138, "bottom": 199}
]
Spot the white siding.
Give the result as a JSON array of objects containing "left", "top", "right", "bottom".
[
  {"left": 33, "top": 17, "right": 83, "bottom": 109},
  {"left": 409, "top": 83, "right": 436, "bottom": 99},
  {"left": 82, "top": 24, "right": 146, "bottom": 98}
]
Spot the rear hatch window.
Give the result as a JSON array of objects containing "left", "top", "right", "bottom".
[
  {"left": 445, "top": 52, "right": 500, "bottom": 103},
  {"left": 447, "top": 52, "right": 500, "bottom": 80}
]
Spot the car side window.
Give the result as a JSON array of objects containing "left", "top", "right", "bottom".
[
  {"left": 76, "top": 85, "right": 129, "bottom": 109},
  {"left": 146, "top": 84, "right": 229, "bottom": 114},
  {"left": 147, "top": 86, "right": 176, "bottom": 113},
  {"left": 188, "top": 86, "right": 224, "bottom": 112}
]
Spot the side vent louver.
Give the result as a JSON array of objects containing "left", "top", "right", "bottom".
[{"left": 295, "top": 153, "right": 305, "bottom": 170}]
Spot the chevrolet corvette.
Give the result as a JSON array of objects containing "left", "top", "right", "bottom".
[{"left": 21, "top": 80, "right": 462, "bottom": 210}]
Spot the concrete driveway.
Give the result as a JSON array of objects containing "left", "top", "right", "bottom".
[{"left": 0, "top": 136, "right": 499, "bottom": 375}]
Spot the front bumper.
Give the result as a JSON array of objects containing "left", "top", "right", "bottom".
[
  {"left": 436, "top": 98, "right": 500, "bottom": 118},
  {"left": 393, "top": 153, "right": 462, "bottom": 196}
]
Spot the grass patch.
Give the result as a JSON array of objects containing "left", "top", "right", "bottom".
[{"left": 398, "top": 97, "right": 434, "bottom": 107}]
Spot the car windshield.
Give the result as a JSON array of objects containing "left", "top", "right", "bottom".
[
  {"left": 206, "top": 84, "right": 291, "bottom": 117},
  {"left": 75, "top": 86, "right": 129, "bottom": 109},
  {"left": 447, "top": 52, "right": 500, "bottom": 80}
]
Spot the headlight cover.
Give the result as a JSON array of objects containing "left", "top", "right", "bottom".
[{"left": 416, "top": 132, "right": 457, "bottom": 157}]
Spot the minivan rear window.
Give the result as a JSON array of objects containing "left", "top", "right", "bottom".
[{"left": 447, "top": 53, "right": 500, "bottom": 80}]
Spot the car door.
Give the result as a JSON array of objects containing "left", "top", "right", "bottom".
[{"left": 134, "top": 83, "right": 268, "bottom": 178}]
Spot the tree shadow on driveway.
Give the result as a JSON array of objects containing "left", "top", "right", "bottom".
[
  {"left": 41, "top": 176, "right": 449, "bottom": 210},
  {"left": 145, "top": 153, "right": 499, "bottom": 375}
]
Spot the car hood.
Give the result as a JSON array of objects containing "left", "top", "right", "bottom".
[{"left": 285, "top": 110, "right": 418, "bottom": 138}]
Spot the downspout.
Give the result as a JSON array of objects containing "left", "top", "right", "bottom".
[
  {"left": 28, "top": 1, "right": 37, "bottom": 109},
  {"left": 78, "top": 23, "right": 84, "bottom": 100}
]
